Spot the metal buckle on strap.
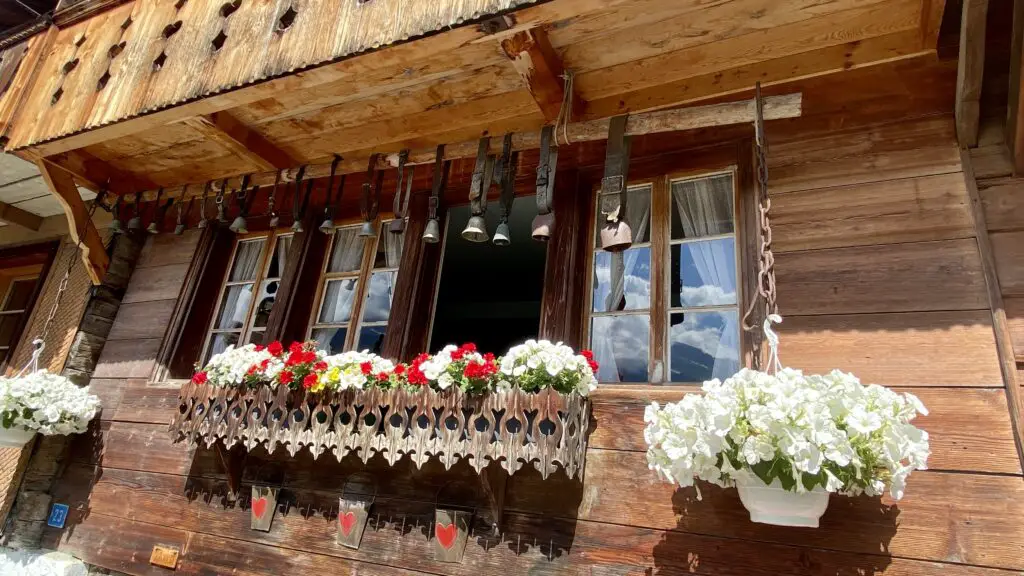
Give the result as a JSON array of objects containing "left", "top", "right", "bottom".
[{"left": 536, "top": 125, "right": 557, "bottom": 215}]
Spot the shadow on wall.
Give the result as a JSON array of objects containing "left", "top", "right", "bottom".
[{"left": 648, "top": 485, "right": 898, "bottom": 575}]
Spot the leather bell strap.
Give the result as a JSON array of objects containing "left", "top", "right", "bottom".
[
  {"left": 535, "top": 125, "right": 557, "bottom": 216},
  {"left": 291, "top": 165, "right": 306, "bottom": 221},
  {"left": 468, "top": 137, "right": 491, "bottom": 218},
  {"left": 498, "top": 134, "right": 516, "bottom": 220},
  {"left": 324, "top": 155, "right": 341, "bottom": 218},
  {"left": 600, "top": 115, "right": 632, "bottom": 224},
  {"left": 392, "top": 150, "right": 410, "bottom": 219},
  {"left": 428, "top": 144, "right": 446, "bottom": 220},
  {"left": 361, "top": 154, "right": 380, "bottom": 222}
]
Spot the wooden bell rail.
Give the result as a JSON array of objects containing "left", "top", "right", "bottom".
[{"left": 107, "top": 92, "right": 802, "bottom": 207}]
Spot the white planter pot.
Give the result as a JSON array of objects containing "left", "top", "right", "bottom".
[
  {"left": 735, "top": 476, "right": 830, "bottom": 528},
  {"left": 0, "top": 426, "right": 36, "bottom": 449}
]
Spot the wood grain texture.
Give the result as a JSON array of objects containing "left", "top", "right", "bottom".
[
  {"left": 991, "top": 231, "right": 1024, "bottom": 295},
  {"left": 776, "top": 311, "right": 1003, "bottom": 386},
  {"left": 36, "top": 160, "right": 109, "bottom": 285},
  {"left": 137, "top": 228, "right": 201, "bottom": 268},
  {"left": 119, "top": 263, "right": 190, "bottom": 304},
  {"left": 106, "top": 300, "right": 175, "bottom": 341},
  {"left": 775, "top": 239, "right": 989, "bottom": 316},
  {"left": 588, "top": 387, "right": 1021, "bottom": 475},
  {"left": 1007, "top": 296, "right": 1024, "bottom": 361},
  {"left": 980, "top": 178, "right": 1024, "bottom": 232},
  {"left": 91, "top": 337, "right": 161, "bottom": 379},
  {"left": 954, "top": 0, "right": 987, "bottom": 147},
  {"left": 770, "top": 173, "right": 974, "bottom": 253}
]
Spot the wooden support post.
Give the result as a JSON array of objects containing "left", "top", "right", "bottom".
[
  {"left": 500, "top": 28, "right": 582, "bottom": 123},
  {"left": 0, "top": 201, "right": 41, "bottom": 231},
  {"left": 955, "top": 0, "right": 988, "bottom": 148},
  {"left": 36, "top": 160, "right": 109, "bottom": 285},
  {"left": 184, "top": 111, "right": 295, "bottom": 171},
  {"left": 215, "top": 442, "right": 247, "bottom": 502},
  {"left": 960, "top": 149, "right": 1024, "bottom": 469},
  {"left": 39, "top": 149, "right": 156, "bottom": 195},
  {"left": 1008, "top": 0, "right": 1024, "bottom": 173}
]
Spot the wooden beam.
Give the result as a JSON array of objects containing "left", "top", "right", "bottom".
[
  {"left": 119, "top": 92, "right": 802, "bottom": 204},
  {"left": 182, "top": 112, "right": 294, "bottom": 171},
  {"left": 38, "top": 149, "right": 156, "bottom": 195},
  {"left": 36, "top": 160, "right": 109, "bottom": 285},
  {"left": 1008, "top": 0, "right": 1024, "bottom": 173},
  {"left": 0, "top": 201, "right": 42, "bottom": 231},
  {"left": 960, "top": 149, "right": 1024, "bottom": 471},
  {"left": 500, "top": 28, "right": 582, "bottom": 123},
  {"left": 956, "top": 0, "right": 988, "bottom": 148}
]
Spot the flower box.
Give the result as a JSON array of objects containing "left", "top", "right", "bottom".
[{"left": 170, "top": 341, "right": 596, "bottom": 480}]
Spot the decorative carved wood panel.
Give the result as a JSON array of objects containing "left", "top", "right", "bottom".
[{"left": 169, "top": 383, "right": 590, "bottom": 480}]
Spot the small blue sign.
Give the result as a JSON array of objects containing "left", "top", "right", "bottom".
[{"left": 47, "top": 503, "right": 68, "bottom": 528}]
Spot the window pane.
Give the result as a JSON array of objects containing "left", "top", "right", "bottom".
[
  {"left": 318, "top": 278, "right": 359, "bottom": 324},
  {"left": 229, "top": 239, "right": 266, "bottom": 282},
  {"left": 590, "top": 314, "right": 649, "bottom": 382},
  {"left": 214, "top": 284, "right": 254, "bottom": 330},
  {"left": 251, "top": 279, "right": 280, "bottom": 328},
  {"left": 327, "top": 227, "right": 363, "bottom": 273},
  {"left": 248, "top": 330, "right": 265, "bottom": 346},
  {"left": 671, "top": 174, "right": 734, "bottom": 239},
  {"left": 593, "top": 248, "right": 650, "bottom": 312},
  {"left": 311, "top": 327, "right": 347, "bottom": 354},
  {"left": 669, "top": 310, "right": 740, "bottom": 383},
  {"left": 362, "top": 271, "right": 396, "bottom": 323},
  {"left": 266, "top": 234, "right": 294, "bottom": 279},
  {"left": 357, "top": 325, "right": 387, "bottom": 354},
  {"left": 374, "top": 226, "right": 405, "bottom": 268},
  {"left": 595, "top": 185, "right": 652, "bottom": 247},
  {"left": 0, "top": 315, "right": 20, "bottom": 348},
  {"left": 3, "top": 279, "right": 36, "bottom": 311},
  {"left": 205, "top": 332, "right": 240, "bottom": 363},
  {"left": 670, "top": 238, "right": 737, "bottom": 308}
]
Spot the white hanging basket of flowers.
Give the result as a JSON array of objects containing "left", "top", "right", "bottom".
[
  {"left": 0, "top": 340, "right": 101, "bottom": 449},
  {"left": 644, "top": 316, "right": 930, "bottom": 528}
]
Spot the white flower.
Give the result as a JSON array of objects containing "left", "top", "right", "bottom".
[
  {"left": 845, "top": 407, "right": 882, "bottom": 435},
  {"left": 0, "top": 370, "right": 100, "bottom": 435},
  {"left": 437, "top": 373, "right": 454, "bottom": 390}
]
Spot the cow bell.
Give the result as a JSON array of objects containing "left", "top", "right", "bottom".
[
  {"left": 600, "top": 220, "right": 633, "bottom": 252},
  {"left": 146, "top": 220, "right": 160, "bottom": 234},
  {"left": 423, "top": 218, "right": 441, "bottom": 243},
  {"left": 109, "top": 216, "right": 123, "bottom": 234},
  {"left": 358, "top": 220, "right": 376, "bottom": 238},
  {"left": 319, "top": 217, "right": 334, "bottom": 235},
  {"left": 291, "top": 220, "right": 304, "bottom": 233},
  {"left": 461, "top": 215, "right": 488, "bottom": 243},
  {"left": 173, "top": 222, "right": 186, "bottom": 235},
  {"left": 127, "top": 215, "right": 141, "bottom": 230},
  {"left": 388, "top": 219, "right": 405, "bottom": 234},
  {"left": 493, "top": 221, "right": 510, "bottom": 246},
  {"left": 229, "top": 215, "right": 248, "bottom": 234},
  {"left": 531, "top": 212, "right": 554, "bottom": 242}
]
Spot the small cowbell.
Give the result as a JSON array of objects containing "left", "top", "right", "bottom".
[
  {"left": 531, "top": 213, "right": 554, "bottom": 242},
  {"left": 319, "top": 217, "right": 334, "bottom": 235},
  {"left": 461, "top": 215, "right": 488, "bottom": 243},
  {"left": 146, "top": 220, "right": 160, "bottom": 234},
  {"left": 127, "top": 214, "right": 142, "bottom": 231},
  {"left": 358, "top": 220, "right": 376, "bottom": 238},
  {"left": 109, "top": 216, "right": 123, "bottom": 235},
  {"left": 269, "top": 213, "right": 280, "bottom": 228},
  {"left": 422, "top": 218, "right": 441, "bottom": 244},
  {"left": 229, "top": 215, "right": 248, "bottom": 234},
  {"left": 599, "top": 220, "right": 633, "bottom": 252},
  {"left": 174, "top": 222, "right": 186, "bottom": 235},
  {"left": 291, "top": 220, "right": 304, "bottom": 233},
  {"left": 493, "top": 221, "right": 510, "bottom": 246}
]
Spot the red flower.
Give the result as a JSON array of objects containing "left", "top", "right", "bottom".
[
  {"left": 314, "top": 361, "right": 328, "bottom": 372},
  {"left": 483, "top": 352, "right": 495, "bottom": 363},
  {"left": 191, "top": 371, "right": 208, "bottom": 385},
  {"left": 289, "top": 342, "right": 304, "bottom": 355},
  {"left": 393, "top": 364, "right": 406, "bottom": 375},
  {"left": 259, "top": 358, "right": 271, "bottom": 370},
  {"left": 254, "top": 344, "right": 266, "bottom": 352},
  {"left": 303, "top": 373, "right": 318, "bottom": 389},
  {"left": 278, "top": 370, "right": 294, "bottom": 385},
  {"left": 407, "top": 368, "right": 427, "bottom": 385},
  {"left": 376, "top": 372, "right": 389, "bottom": 381},
  {"left": 302, "top": 351, "right": 317, "bottom": 364},
  {"left": 285, "top": 352, "right": 302, "bottom": 367},
  {"left": 450, "top": 349, "right": 464, "bottom": 361},
  {"left": 581, "top": 350, "right": 594, "bottom": 361},
  {"left": 461, "top": 343, "right": 477, "bottom": 353},
  {"left": 360, "top": 362, "right": 373, "bottom": 375},
  {"left": 267, "top": 341, "right": 283, "bottom": 357},
  {"left": 246, "top": 365, "right": 258, "bottom": 376}
]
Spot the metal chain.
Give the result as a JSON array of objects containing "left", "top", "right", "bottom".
[{"left": 741, "top": 84, "right": 779, "bottom": 368}]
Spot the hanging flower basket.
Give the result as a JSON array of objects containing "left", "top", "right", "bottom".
[
  {"left": 644, "top": 317, "right": 930, "bottom": 528},
  {"left": 0, "top": 369, "right": 101, "bottom": 449},
  {"left": 171, "top": 340, "right": 596, "bottom": 479}
]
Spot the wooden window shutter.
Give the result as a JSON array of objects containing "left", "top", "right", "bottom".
[{"left": 263, "top": 214, "right": 329, "bottom": 345}]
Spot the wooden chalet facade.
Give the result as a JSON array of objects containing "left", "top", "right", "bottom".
[{"left": 0, "top": 0, "right": 1022, "bottom": 574}]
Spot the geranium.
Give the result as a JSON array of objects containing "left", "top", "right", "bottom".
[
  {"left": 317, "top": 350, "right": 394, "bottom": 392},
  {"left": 644, "top": 368, "right": 930, "bottom": 499},
  {"left": 419, "top": 343, "right": 497, "bottom": 393},
  {"left": 199, "top": 344, "right": 280, "bottom": 389},
  {"left": 0, "top": 370, "right": 100, "bottom": 435},
  {"left": 498, "top": 340, "right": 597, "bottom": 397},
  {"left": 274, "top": 341, "right": 325, "bottom": 391}
]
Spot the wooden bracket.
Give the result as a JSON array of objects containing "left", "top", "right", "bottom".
[
  {"left": 955, "top": 0, "right": 988, "bottom": 148},
  {"left": 40, "top": 149, "right": 156, "bottom": 195},
  {"left": 214, "top": 442, "right": 247, "bottom": 502},
  {"left": 478, "top": 464, "right": 506, "bottom": 534},
  {"left": 183, "top": 111, "right": 294, "bottom": 171},
  {"left": 36, "top": 159, "right": 109, "bottom": 285},
  {"left": 0, "top": 201, "right": 41, "bottom": 230},
  {"left": 500, "top": 28, "right": 583, "bottom": 123}
]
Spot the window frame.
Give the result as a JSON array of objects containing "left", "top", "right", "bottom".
[
  {"left": 0, "top": 274, "right": 41, "bottom": 359},
  {"left": 200, "top": 228, "right": 294, "bottom": 362},
  {"left": 307, "top": 217, "right": 403, "bottom": 353},
  {"left": 583, "top": 164, "right": 746, "bottom": 385}
]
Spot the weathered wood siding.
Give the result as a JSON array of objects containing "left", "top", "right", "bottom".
[{"left": 40, "top": 115, "right": 1023, "bottom": 575}]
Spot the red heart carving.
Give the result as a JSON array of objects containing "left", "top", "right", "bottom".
[
  {"left": 252, "top": 497, "right": 268, "bottom": 520},
  {"left": 435, "top": 522, "right": 458, "bottom": 550},
  {"left": 340, "top": 511, "right": 357, "bottom": 536}
]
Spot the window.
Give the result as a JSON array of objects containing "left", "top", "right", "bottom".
[
  {"left": 202, "top": 231, "right": 293, "bottom": 362},
  {"left": 310, "top": 222, "right": 404, "bottom": 355},
  {"left": 587, "top": 171, "right": 741, "bottom": 384},
  {"left": 0, "top": 276, "right": 39, "bottom": 360}
]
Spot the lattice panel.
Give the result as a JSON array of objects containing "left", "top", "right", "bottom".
[{"left": 169, "top": 383, "right": 590, "bottom": 480}]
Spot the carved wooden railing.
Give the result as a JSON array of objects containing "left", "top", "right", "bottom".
[{"left": 169, "top": 382, "right": 590, "bottom": 480}]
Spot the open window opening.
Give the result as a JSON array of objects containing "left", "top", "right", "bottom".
[{"left": 429, "top": 198, "right": 547, "bottom": 355}]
